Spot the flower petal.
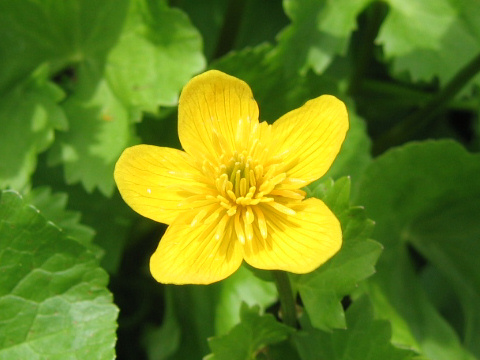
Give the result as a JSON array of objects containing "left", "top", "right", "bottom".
[
  {"left": 244, "top": 198, "right": 342, "bottom": 273},
  {"left": 178, "top": 70, "right": 260, "bottom": 161},
  {"left": 271, "top": 95, "right": 348, "bottom": 185},
  {"left": 150, "top": 210, "right": 244, "bottom": 284},
  {"left": 114, "top": 145, "right": 210, "bottom": 225}
]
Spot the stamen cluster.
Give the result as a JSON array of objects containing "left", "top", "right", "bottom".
[{"left": 188, "top": 117, "right": 305, "bottom": 246}]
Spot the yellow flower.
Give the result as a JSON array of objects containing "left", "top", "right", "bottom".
[{"left": 114, "top": 70, "right": 348, "bottom": 285}]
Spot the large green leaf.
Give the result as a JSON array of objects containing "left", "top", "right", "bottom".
[
  {"left": 4, "top": 0, "right": 204, "bottom": 196},
  {"left": 0, "top": 190, "right": 118, "bottom": 359},
  {"left": 50, "top": 0, "right": 204, "bottom": 195},
  {"left": 277, "top": 0, "right": 373, "bottom": 75},
  {"left": 0, "top": 0, "right": 129, "bottom": 194},
  {"left": 294, "top": 177, "right": 381, "bottom": 331},
  {"left": 206, "top": 304, "right": 294, "bottom": 360},
  {"left": 355, "top": 141, "right": 480, "bottom": 360},
  {"left": 0, "top": 66, "right": 67, "bottom": 190},
  {"left": 105, "top": 0, "right": 206, "bottom": 114},
  {"left": 378, "top": 0, "right": 480, "bottom": 86},
  {"left": 294, "top": 297, "right": 420, "bottom": 360}
]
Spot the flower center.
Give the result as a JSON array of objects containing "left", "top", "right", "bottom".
[
  {"left": 188, "top": 120, "right": 305, "bottom": 245},
  {"left": 216, "top": 151, "right": 274, "bottom": 208}
]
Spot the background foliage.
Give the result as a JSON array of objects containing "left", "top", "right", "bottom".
[{"left": 1, "top": 0, "right": 479, "bottom": 359}]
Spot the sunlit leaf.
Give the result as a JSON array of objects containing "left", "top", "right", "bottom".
[
  {"left": 0, "top": 66, "right": 66, "bottom": 191},
  {"left": 378, "top": 0, "right": 480, "bottom": 86},
  {"left": 106, "top": 0, "right": 206, "bottom": 114},
  {"left": 0, "top": 190, "right": 118, "bottom": 360},
  {"left": 277, "top": 0, "right": 373, "bottom": 75}
]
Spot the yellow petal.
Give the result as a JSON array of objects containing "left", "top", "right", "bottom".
[
  {"left": 114, "top": 145, "right": 210, "bottom": 225},
  {"left": 271, "top": 95, "right": 348, "bottom": 185},
  {"left": 243, "top": 198, "right": 342, "bottom": 273},
  {"left": 150, "top": 210, "right": 244, "bottom": 284},
  {"left": 178, "top": 70, "right": 260, "bottom": 161}
]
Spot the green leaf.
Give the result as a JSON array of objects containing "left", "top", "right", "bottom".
[
  {"left": 378, "top": 0, "right": 480, "bottom": 86},
  {"left": 105, "top": 0, "right": 206, "bottom": 114},
  {"left": 0, "top": 66, "right": 66, "bottom": 190},
  {"left": 296, "top": 177, "right": 382, "bottom": 331},
  {"left": 48, "top": 61, "right": 138, "bottom": 196},
  {"left": 0, "top": 0, "right": 129, "bottom": 93},
  {"left": 142, "top": 289, "right": 181, "bottom": 360},
  {"left": 294, "top": 297, "right": 419, "bottom": 360},
  {"left": 0, "top": 190, "right": 118, "bottom": 359},
  {"left": 48, "top": 0, "right": 204, "bottom": 195},
  {"left": 277, "top": 0, "right": 373, "bottom": 75},
  {"left": 22, "top": 187, "right": 95, "bottom": 247},
  {"left": 32, "top": 155, "right": 136, "bottom": 274},
  {"left": 6, "top": 0, "right": 204, "bottom": 195},
  {"left": 354, "top": 140, "right": 480, "bottom": 360},
  {"left": 207, "top": 304, "right": 294, "bottom": 360},
  {"left": 215, "top": 265, "right": 277, "bottom": 335}
]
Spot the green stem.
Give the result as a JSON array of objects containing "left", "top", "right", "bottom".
[
  {"left": 373, "top": 52, "right": 480, "bottom": 154},
  {"left": 273, "top": 271, "right": 297, "bottom": 328}
]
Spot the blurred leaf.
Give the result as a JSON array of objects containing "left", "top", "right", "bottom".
[
  {"left": 215, "top": 265, "right": 277, "bottom": 335},
  {"left": 143, "top": 289, "right": 180, "bottom": 360},
  {"left": 0, "top": 66, "right": 66, "bottom": 190},
  {"left": 157, "top": 285, "right": 220, "bottom": 360},
  {"left": 295, "top": 177, "right": 381, "bottom": 330},
  {"left": 355, "top": 140, "right": 480, "bottom": 360},
  {"left": 106, "top": 0, "right": 206, "bottom": 114},
  {"left": 277, "top": 0, "right": 373, "bottom": 75},
  {"left": 323, "top": 108, "right": 372, "bottom": 193},
  {"left": 294, "top": 297, "right": 419, "bottom": 360},
  {"left": 233, "top": 0, "right": 289, "bottom": 51},
  {"left": 0, "top": 190, "right": 118, "bottom": 359},
  {"left": 207, "top": 304, "right": 294, "bottom": 360},
  {"left": 378, "top": 0, "right": 480, "bottom": 86}
]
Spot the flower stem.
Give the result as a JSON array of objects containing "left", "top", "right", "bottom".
[
  {"left": 273, "top": 271, "right": 297, "bottom": 328},
  {"left": 373, "top": 52, "right": 480, "bottom": 155}
]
